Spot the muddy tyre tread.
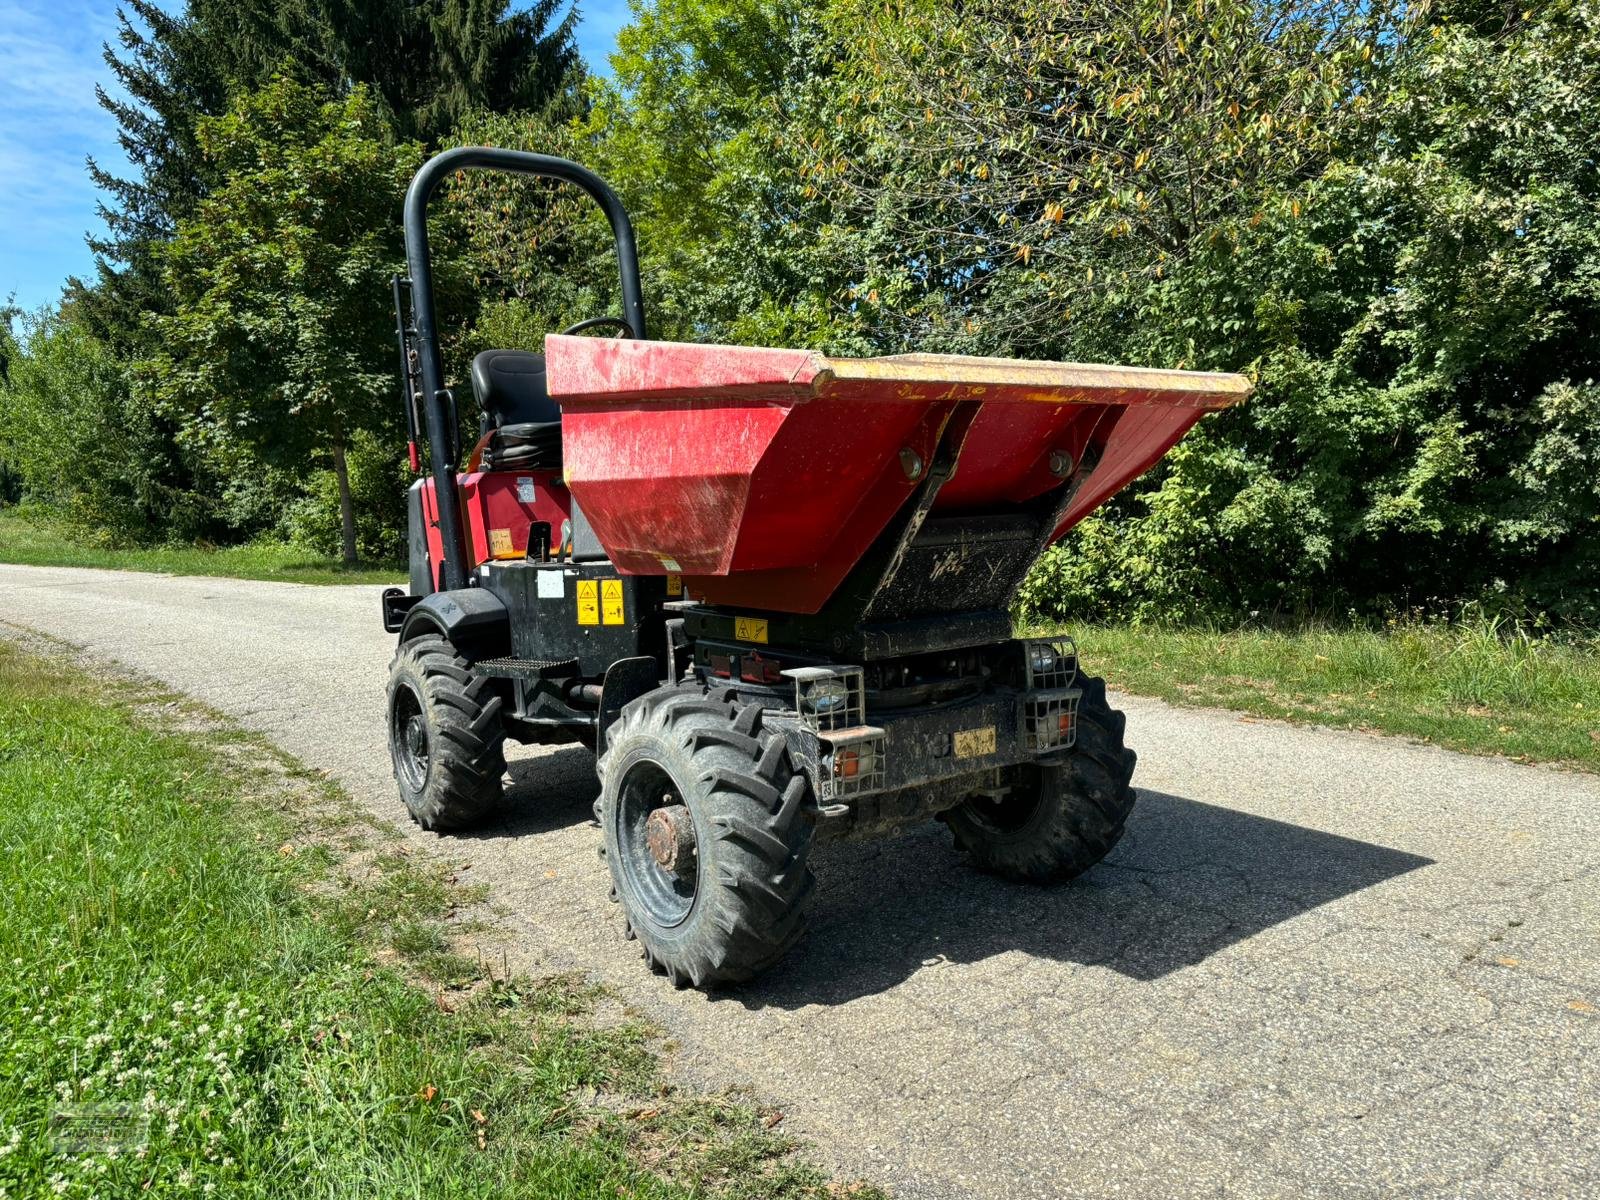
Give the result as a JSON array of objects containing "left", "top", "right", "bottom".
[
  {"left": 947, "top": 674, "right": 1137, "bottom": 883},
  {"left": 598, "top": 684, "right": 817, "bottom": 988},
  {"left": 387, "top": 634, "right": 506, "bottom": 832}
]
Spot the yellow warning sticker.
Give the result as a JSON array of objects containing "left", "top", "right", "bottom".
[
  {"left": 601, "top": 578, "right": 625, "bottom": 626},
  {"left": 734, "top": 616, "right": 769, "bottom": 644},
  {"left": 488, "top": 527, "right": 514, "bottom": 558},
  {"left": 576, "top": 579, "right": 599, "bottom": 625},
  {"left": 665, "top": 573, "right": 683, "bottom": 597}
]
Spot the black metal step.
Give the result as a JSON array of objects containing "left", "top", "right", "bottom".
[{"left": 476, "top": 655, "right": 579, "bottom": 677}]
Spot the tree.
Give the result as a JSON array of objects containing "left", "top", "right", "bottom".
[
  {"left": 1008, "top": 0, "right": 1600, "bottom": 623},
  {"left": 447, "top": 0, "right": 854, "bottom": 359},
  {"left": 0, "top": 306, "right": 210, "bottom": 538},
  {"left": 145, "top": 78, "right": 424, "bottom": 564},
  {"left": 78, "top": 0, "right": 583, "bottom": 351},
  {"left": 807, "top": 0, "right": 1392, "bottom": 359},
  {"left": 382, "top": 0, "right": 584, "bottom": 141},
  {"left": 76, "top": 0, "right": 233, "bottom": 350}
]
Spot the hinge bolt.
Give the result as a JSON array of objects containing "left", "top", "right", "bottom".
[
  {"left": 1048, "top": 449, "right": 1074, "bottom": 478},
  {"left": 900, "top": 447, "right": 924, "bottom": 481}
]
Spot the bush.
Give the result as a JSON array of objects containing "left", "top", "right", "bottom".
[
  {"left": 1063, "top": 5, "right": 1598, "bottom": 623},
  {"left": 282, "top": 430, "right": 410, "bottom": 563},
  {"left": 0, "top": 309, "right": 222, "bottom": 544}
]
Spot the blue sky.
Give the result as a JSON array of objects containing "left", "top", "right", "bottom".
[{"left": 0, "top": 0, "right": 632, "bottom": 315}]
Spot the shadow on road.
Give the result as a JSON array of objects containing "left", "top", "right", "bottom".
[
  {"left": 732, "top": 789, "right": 1433, "bottom": 1009},
  {"left": 453, "top": 745, "right": 602, "bottom": 840},
  {"left": 453, "top": 758, "right": 1432, "bottom": 1008}
]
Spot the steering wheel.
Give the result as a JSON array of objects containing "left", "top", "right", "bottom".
[{"left": 559, "top": 315, "right": 635, "bottom": 338}]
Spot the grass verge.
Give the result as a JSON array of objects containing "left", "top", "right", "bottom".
[
  {"left": 1044, "top": 617, "right": 1600, "bottom": 771},
  {"left": 0, "top": 637, "right": 878, "bottom": 1198},
  {"left": 0, "top": 507, "right": 400, "bottom": 585}
]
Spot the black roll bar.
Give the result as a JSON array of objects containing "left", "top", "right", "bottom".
[{"left": 401, "top": 146, "right": 648, "bottom": 591}]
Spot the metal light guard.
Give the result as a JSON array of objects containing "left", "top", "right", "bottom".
[
  {"left": 782, "top": 666, "right": 886, "bottom": 801},
  {"left": 1022, "top": 637, "right": 1082, "bottom": 753}
]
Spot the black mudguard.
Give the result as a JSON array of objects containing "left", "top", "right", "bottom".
[
  {"left": 398, "top": 587, "right": 511, "bottom": 657},
  {"left": 598, "top": 657, "right": 665, "bottom": 751}
]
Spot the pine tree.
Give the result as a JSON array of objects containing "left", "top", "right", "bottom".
[
  {"left": 74, "top": 0, "right": 584, "bottom": 347},
  {"left": 330, "top": 0, "right": 584, "bottom": 142},
  {"left": 74, "top": 1, "right": 230, "bottom": 348}
]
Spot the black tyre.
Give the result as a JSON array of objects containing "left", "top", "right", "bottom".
[
  {"left": 945, "top": 674, "right": 1136, "bottom": 883},
  {"left": 386, "top": 633, "right": 506, "bottom": 831},
  {"left": 597, "top": 685, "right": 817, "bottom": 988}
]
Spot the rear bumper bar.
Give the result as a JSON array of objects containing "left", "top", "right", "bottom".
[{"left": 771, "top": 678, "right": 1081, "bottom": 809}]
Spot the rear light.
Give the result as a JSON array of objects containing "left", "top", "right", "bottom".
[
  {"left": 804, "top": 678, "right": 849, "bottom": 716},
  {"left": 1058, "top": 711, "right": 1075, "bottom": 738},
  {"left": 740, "top": 655, "right": 784, "bottom": 684},
  {"left": 708, "top": 653, "right": 733, "bottom": 679},
  {"left": 1028, "top": 643, "right": 1059, "bottom": 675},
  {"left": 833, "top": 745, "right": 877, "bottom": 780},
  {"left": 832, "top": 748, "right": 883, "bottom": 793}
]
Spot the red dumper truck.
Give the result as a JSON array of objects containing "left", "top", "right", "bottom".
[{"left": 381, "top": 148, "right": 1251, "bottom": 988}]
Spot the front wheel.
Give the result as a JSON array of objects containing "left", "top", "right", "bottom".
[
  {"left": 944, "top": 674, "right": 1136, "bottom": 882},
  {"left": 597, "top": 685, "right": 817, "bottom": 988},
  {"left": 386, "top": 634, "right": 506, "bottom": 831}
]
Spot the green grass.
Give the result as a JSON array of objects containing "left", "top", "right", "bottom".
[
  {"left": 0, "top": 640, "right": 878, "bottom": 1199},
  {"left": 1042, "top": 616, "right": 1600, "bottom": 771},
  {"left": 0, "top": 507, "right": 400, "bottom": 585}
]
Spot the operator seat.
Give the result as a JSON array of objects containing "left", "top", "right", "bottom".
[{"left": 470, "top": 349, "right": 562, "bottom": 471}]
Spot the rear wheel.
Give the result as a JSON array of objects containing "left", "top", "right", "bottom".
[
  {"left": 945, "top": 674, "right": 1136, "bottom": 882},
  {"left": 597, "top": 685, "right": 817, "bottom": 988},
  {"left": 386, "top": 634, "right": 506, "bottom": 831}
]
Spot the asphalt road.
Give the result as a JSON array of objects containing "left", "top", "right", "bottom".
[{"left": 2, "top": 562, "right": 1596, "bottom": 1199}]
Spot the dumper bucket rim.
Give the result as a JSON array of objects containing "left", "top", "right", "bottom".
[
  {"left": 545, "top": 334, "right": 1252, "bottom": 411},
  {"left": 819, "top": 355, "right": 1254, "bottom": 412},
  {"left": 811, "top": 351, "right": 1253, "bottom": 409}
]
